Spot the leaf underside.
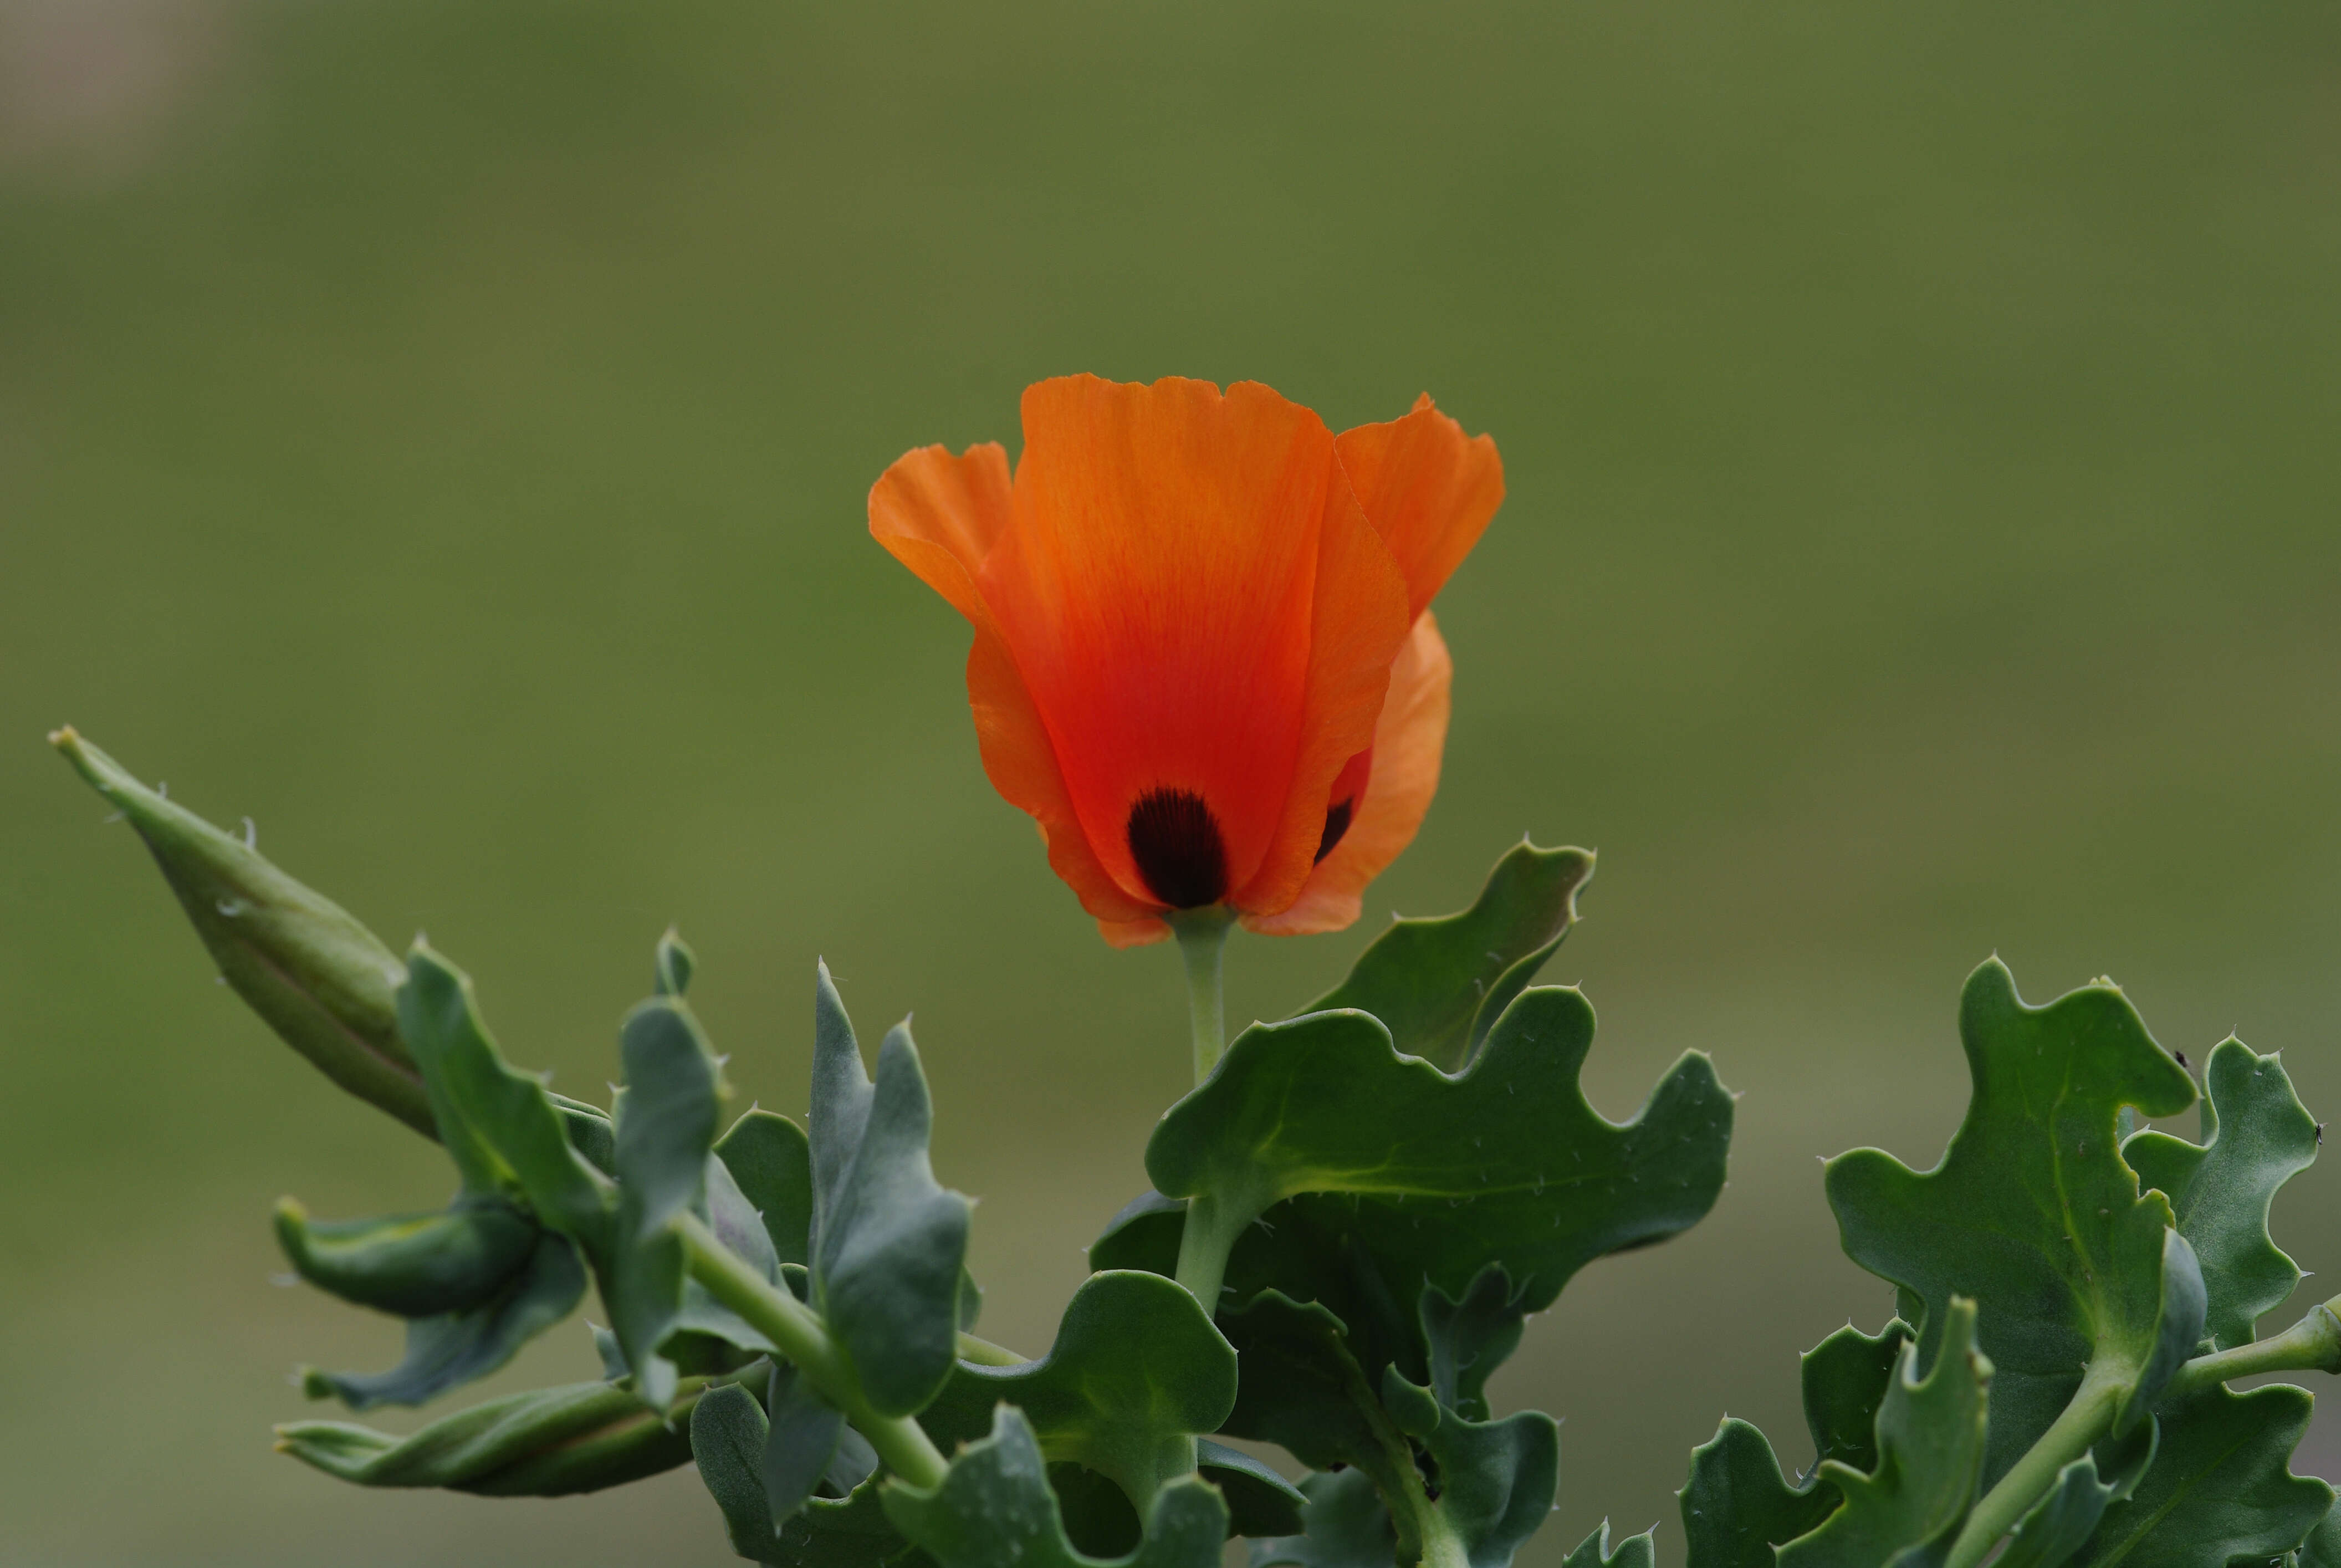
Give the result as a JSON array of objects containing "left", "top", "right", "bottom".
[{"left": 809, "top": 963, "right": 971, "bottom": 1419}]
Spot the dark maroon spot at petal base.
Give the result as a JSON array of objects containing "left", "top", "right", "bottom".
[
  {"left": 1316, "top": 798, "right": 1355, "bottom": 864},
  {"left": 1127, "top": 788, "right": 1228, "bottom": 908}
]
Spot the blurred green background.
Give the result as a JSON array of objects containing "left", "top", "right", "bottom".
[{"left": 5, "top": 1, "right": 2339, "bottom": 1562}]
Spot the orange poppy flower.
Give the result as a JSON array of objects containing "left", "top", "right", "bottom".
[{"left": 871, "top": 375, "right": 1501, "bottom": 947}]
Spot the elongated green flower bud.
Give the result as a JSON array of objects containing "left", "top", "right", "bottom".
[
  {"left": 274, "top": 1196, "right": 540, "bottom": 1319},
  {"left": 275, "top": 1377, "right": 713, "bottom": 1497},
  {"left": 50, "top": 727, "right": 434, "bottom": 1136}
]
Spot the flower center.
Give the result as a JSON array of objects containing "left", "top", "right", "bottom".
[
  {"left": 1315, "top": 799, "right": 1354, "bottom": 864},
  {"left": 1126, "top": 788, "right": 1228, "bottom": 908}
]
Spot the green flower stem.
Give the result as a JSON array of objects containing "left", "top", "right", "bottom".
[
  {"left": 2162, "top": 1298, "right": 2341, "bottom": 1403},
  {"left": 1946, "top": 1363, "right": 2129, "bottom": 1568},
  {"left": 1168, "top": 907, "right": 1235, "bottom": 1086},
  {"left": 674, "top": 1211, "right": 949, "bottom": 1489},
  {"left": 1115, "top": 1435, "right": 1205, "bottom": 1523},
  {"left": 1170, "top": 1188, "right": 1258, "bottom": 1315},
  {"left": 1166, "top": 908, "right": 1249, "bottom": 1310},
  {"left": 953, "top": 1331, "right": 1027, "bottom": 1367}
]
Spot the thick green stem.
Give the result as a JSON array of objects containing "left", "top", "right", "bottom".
[
  {"left": 2163, "top": 1299, "right": 2341, "bottom": 1403},
  {"left": 1168, "top": 907, "right": 1235, "bottom": 1085},
  {"left": 1170, "top": 1189, "right": 1257, "bottom": 1315},
  {"left": 676, "top": 1211, "right": 949, "bottom": 1489},
  {"left": 1104, "top": 1433, "right": 1204, "bottom": 1523},
  {"left": 1946, "top": 1365, "right": 2127, "bottom": 1568},
  {"left": 1317, "top": 1324, "right": 1453, "bottom": 1568},
  {"left": 1949, "top": 1296, "right": 2341, "bottom": 1567},
  {"left": 1414, "top": 1514, "right": 1473, "bottom": 1568}
]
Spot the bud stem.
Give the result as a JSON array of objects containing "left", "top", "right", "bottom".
[
  {"left": 2160, "top": 1297, "right": 2341, "bottom": 1403},
  {"left": 953, "top": 1331, "right": 1026, "bottom": 1367},
  {"left": 1171, "top": 1188, "right": 1252, "bottom": 1314}
]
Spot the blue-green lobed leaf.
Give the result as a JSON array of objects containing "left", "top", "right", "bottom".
[
  {"left": 762, "top": 1362, "right": 851, "bottom": 1524},
  {"left": 693, "top": 1381, "right": 923, "bottom": 1568},
  {"left": 607, "top": 995, "right": 727, "bottom": 1409},
  {"left": 707, "top": 1150, "right": 784, "bottom": 1287},
  {"left": 918, "top": 1270, "right": 1238, "bottom": 1513},
  {"left": 646, "top": 1150, "right": 790, "bottom": 1369},
  {"left": 1991, "top": 1421, "right": 2156, "bottom": 1568},
  {"left": 1302, "top": 840, "right": 1594, "bottom": 1070},
  {"left": 882, "top": 1406, "right": 1227, "bottom": 1568},
  {"left": 718, "top": 1108, "right": 817, "bottom": 1269},
  {"left": 655, "top": 928, "right": 696, "bottom": 998},
  {"left": 807, "top": 964, "right": 971, "bottom": 1419},
  {"left": 2061, "top": 1035, "right": 2334, "bottom": 1564},
  {"left": 622, "top": 1125, "right": 804, "bottom": 1377},
  {"left": 1250, "top": 1470, "right": 1397, "bottom": 1568},
  {"left": 1676, "top": 1319, "right": 1909, "bottom": 1568},
  {"left": 1212, "top": 1289, "right": 1454, "bottom": 1566},
  {"left": 1823, "top": 961, "right": 2199, "bottom": 1485},
  {"left": 2122, "top": 1038, "right": 2317, "bottom": 1351},
  {"left": 1103, "top": 978, "right": 1725, "bottom": 1562},
  {"left": 1775, "top": 1298, "right": 1992, "bottom": 1568},
  {"left": 1679, "top": 1418, "right": 1838, "bottom": 1568},
  {"left": 551, "top": 1093, "right": 618, "bottom": 1174},
  {"left": 1092, "top": 1193, "right": 1425, "bottom": 1426},
  {"left": 1420, "top": 1266, "right": 1526, "bottom": 1423},
  {"left": 2297, "top": 1498, "right": 2341, "bottom": 1568},
  {"left": 298, "top": 1230, "right": 586, "bottom": 1410},
  {"left": 1195, "top": 1442, "right": 1307, "bottom": 1539},
  {"left": 1203, "top": 1283, "right": 1552, "bottom": 1568},
  {"left": 1214, "top": 1290, "right": 1399, "bottom": 1471},
  {"left": 1378, "top": 1370, "right": 1560, "bottom": 1568},
  {"left": 1801, "top": 1319, "right": 1913, "bottom": 1476},
  {"left": 1025, "top": 1448, "right": 1300, "bottom": 1555},
  {"left": 397, "top": 944, "right": 613, "bottom": 1242},
  {"left": 616, "top": 999, "right": 725, "bottom": 1244},
  {"left": 989, "top": 1455, "right": 1294, "bottom": 1559},
  {"left": 1143, "top": 985, "right": 1729, "bottom": 1327},
  {"left": 1561, "top": 1521, "right": 1657, "bottom": 1568},
  {"left": 2074, "top": 1385, "right": 2330, "bottom": 1567}
]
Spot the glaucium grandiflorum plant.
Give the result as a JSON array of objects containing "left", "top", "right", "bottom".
[{"left": 54, "top": 373, "right": 2341, "bottom": 1568}]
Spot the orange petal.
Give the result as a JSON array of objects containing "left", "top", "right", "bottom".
[
  {"left": 983, "top": 375, "right": 1409, "bottom": 915},
  {"left": 1244, "top": 610, "right": 1453, "bottom": 937},
  {"left": 965, "top": 628, "right": 1159, "bottom": 925},
  {"left": 871, "top": 441, "right": 1154, "bottom": 925},
  {"left": 868, "top": 442, "right": 1016, "bottom": 622},
  {"left": 1228, "top": 458, "right": 1414, "bottom": 917},
  {"left": 1335, "top": 395, "right": 1504, "bottom": 622},
  {"left": 1095, "top": 913, "right": 1173, "bottom": 948}
]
